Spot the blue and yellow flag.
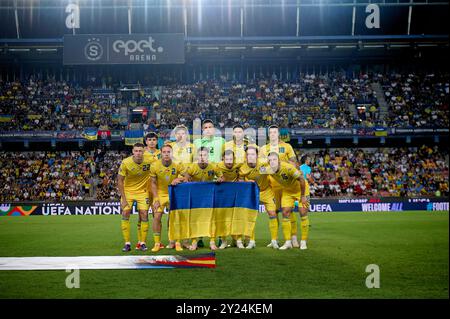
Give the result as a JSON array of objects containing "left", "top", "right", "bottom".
[
  {"left": 168, "top": 182, "right": 259, "bottom": 240},
  {"left": 124, "top": 130, "right": 144, "bottom": 146}
]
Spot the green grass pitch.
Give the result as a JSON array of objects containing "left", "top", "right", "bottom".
[{"left": 0, "top": 211, "right": 448, "bottom": 299}]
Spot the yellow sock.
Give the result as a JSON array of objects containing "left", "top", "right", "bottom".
[
  {"left": 140, "top": 221, "right": 149, "bottom": 244},
  {"left": 153, "top": 233, "right": 161, "bottom": 244},
  {"left": 269, "top": 216, "right": 278, "bottom": 241},
  {"left": 121, "top": 218, "right": 130, "bottom": 243},
  {"left": 282, "top": 217, "right": 292, "bottom": 241},
  {"left": 290, "top": 213, "right": 298, "bottom": 237},
  {"left": 191, "top": 239, "right": 198, "bottom": 245},
  {"left": 137, "top": 220, "right": 142, "bottom": 243},
  {"left": 300, "top": 216, "right": 310, "bottom": 241},
  {"left": 210, "top": 237, "right": 216, "bottom": 244}
]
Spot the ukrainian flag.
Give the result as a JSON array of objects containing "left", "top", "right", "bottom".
[{"left": 168, "top": 182, "right": 259, "bottom": 240}]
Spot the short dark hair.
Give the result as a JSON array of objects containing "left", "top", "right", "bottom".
[
  {"left": 145, "top": 132, "right": 158, "bottom": 140},
  {"left": 224, "top": 150, "right": 235, "bottom": 158},
  {"left": 133, "top": 143, "right": 145, "bottom": 149},
  {"left": 232, "top": 124, "right": 244, "bottom": 130},
  {"left": 202, "top": 119, "right": 214, "bottom": 126},
  {"left": 246, "top": 146, "right": 259, "bottom": 155},
  {"left": 198, "top": 146, "right": 210, "bottom": 153}
]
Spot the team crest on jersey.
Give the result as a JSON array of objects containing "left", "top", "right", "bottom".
[
  {"left": 279, "top": 147, "right": 285, "bottom": 153},
  {"left": 259, "top": 166, "right": 266, "bottom": 173}
]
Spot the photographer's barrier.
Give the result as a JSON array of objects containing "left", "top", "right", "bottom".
[{"left": 1, "top": 197, "right": 448, "bottom": 216}]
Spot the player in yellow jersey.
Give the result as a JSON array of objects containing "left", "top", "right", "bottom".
[
  {"left": 259, "top": 125, "right": 298, "bottom": 165},
  {"left": 259, "top": 125, "right": 302, "bottom": 248},
  {"left": 149, "top": 144, "right": 185, "bottom": 252},
  {"left": 267, "top": 152, "right": 306, "bottom": 250},
  {"left": 117, "top": 143, "right": 153, "bottom": 252},
  {"left": 224, "top": 125, "right": 256, "bottom": 165},
  {"left": 168, "top": 125, "right": 195, "bottom": 165},
  {"left": 182, "top": 146, "right": 224, "bottom": 250},
  {"left": 133, "top": 132, "right": 161, "bottom": 251},
  {"left": 145, "top": 132, "right": 161, "bottom": 161},
  {"left": 239, "top": 146, "right": 278, "bottom": 249},
  {"left": 215, "top": 150, "right": 242, "bottom": 249}
]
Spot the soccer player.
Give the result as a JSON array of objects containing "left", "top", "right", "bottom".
[
  {"left": 259, "top": 125, "right": 298, "bottom": 166},
  {"left": 298, "top": 155, "right": 314, "bottom": 250},
  {"left": 168, "top": 125, "right": 195, "bottom": 165},
  {"left": 259, "top": 125, "right": 301, "bottom": 248},
  {"left": 216, "top": 150, "right": 241, "bottom": 182},
  {"left": 117, "top": 143, "right": 153, "bottom": 252},
  {"left": 267, "top": 152, "right": 306, "bottom": 250},
  {"left": 224, "top": 124, "right": 255, "bottom": 165},
  {"left": 134, "top": 132, "right": 161, "bottom": 250},
  {"left": 239, "top": 146, "right": 278, "bottom": 249},
  {"left": 182, "top": 146, "right": 224, "bottom": 250},
  {"left": 145, "top": 132, "right": 161, "bottom": 161},
  {"left": 216, "top": 150, "right": 243, "bottom": 249},
  {"left": 193, "top": 119, "right": 225, "bottom": 164},
  {"left": 149, "top": 144, "right": 185, "bottom": 252}
]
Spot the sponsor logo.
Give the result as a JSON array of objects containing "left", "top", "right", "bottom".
[
  {"left": 309, "top": 204, "right": 332, "bottom": 212},
  {"left": 84, "top": 38, "right": 103, "bottom": 61},
  {"left": 112, "top": 37, "right": 164, "bottom": 56},
  {"left": 427, "top": 202, "right": 449, "bottom": 211}
]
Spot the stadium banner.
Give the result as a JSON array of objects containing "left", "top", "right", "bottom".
[
  {"left": 168, "top": 182, "right": 260, "bottom": 240},
  {"left": 63, "top": 34, "right": 185, "bottom": 65},
  {"left": 82, "top": 127, "right": 98, "bottom": 140},
  {"left": 97, "top": 130, "right": 111, "bottom": 140},
  {"left": 1, "top": 197, "right": 447, "bottom": 217},
  {"left": 0, "top": 115, "right": 13, "bottom": 122},
  {"left": 124, "top": 130, "right": 144, "bottom": 146},
  {"left": 0, "top": 253, "right": 216, "bottom": 270},
  {"left": 0, "top": 131, "right": 56, "bottom": 138},
  {"left": 26, "top": 114, "right": 43, "bottom": 120}
]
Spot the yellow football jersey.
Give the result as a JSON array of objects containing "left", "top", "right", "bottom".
[
  {"left": 149, "top": 160, "right": 185, "bottom": 195},
  {"left": 169, "top": 141, "right": 195, "bottom": 164},
  {"left": 184, "top": 163, "right": 223, "bottom": 182},
  {"left": 259, "top": 141, "right": 296, "bottom": 164},
  {"left": 118, "top": 156, "right": 153, "bottom": 194},
  {"left": 216, "top": 161, "right": 242, "bottom": 182},
  {"left": 269, "top": 161, "right": 302, "bottom": 190},
  {"left": 224, "top": 141, "right": 245, "bottom": 164},
  {"left": 239, "top": 162, "right": 271, "bottom": 191},
  {"left": 145, "top": 149, "right": 161, "bottom": 163}
]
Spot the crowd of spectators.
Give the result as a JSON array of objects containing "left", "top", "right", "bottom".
[
  {"left": 0, "top": 145, "right": 447, "bottom": 202},
  {"left": 2, "top": 72, "right": 447, "bottom": 132},
  {"left": 0, "top": 149, "right": 127, "bottom": 202},
  {"left": 0, "top": 77, "right": 126, "bottom": 131},
  {"left": 380, "top": 72, "right": 449, "bottom": 128},
  {"left": 150, "top": 73, "right": 382, "bottom": 130},
  {"left": 303, "top": 145, "right": 449, "bottom": 198}
]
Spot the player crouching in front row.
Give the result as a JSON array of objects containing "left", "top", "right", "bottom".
[{"left": 181, "top": 146, "right": 225, "bottom": 251}]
